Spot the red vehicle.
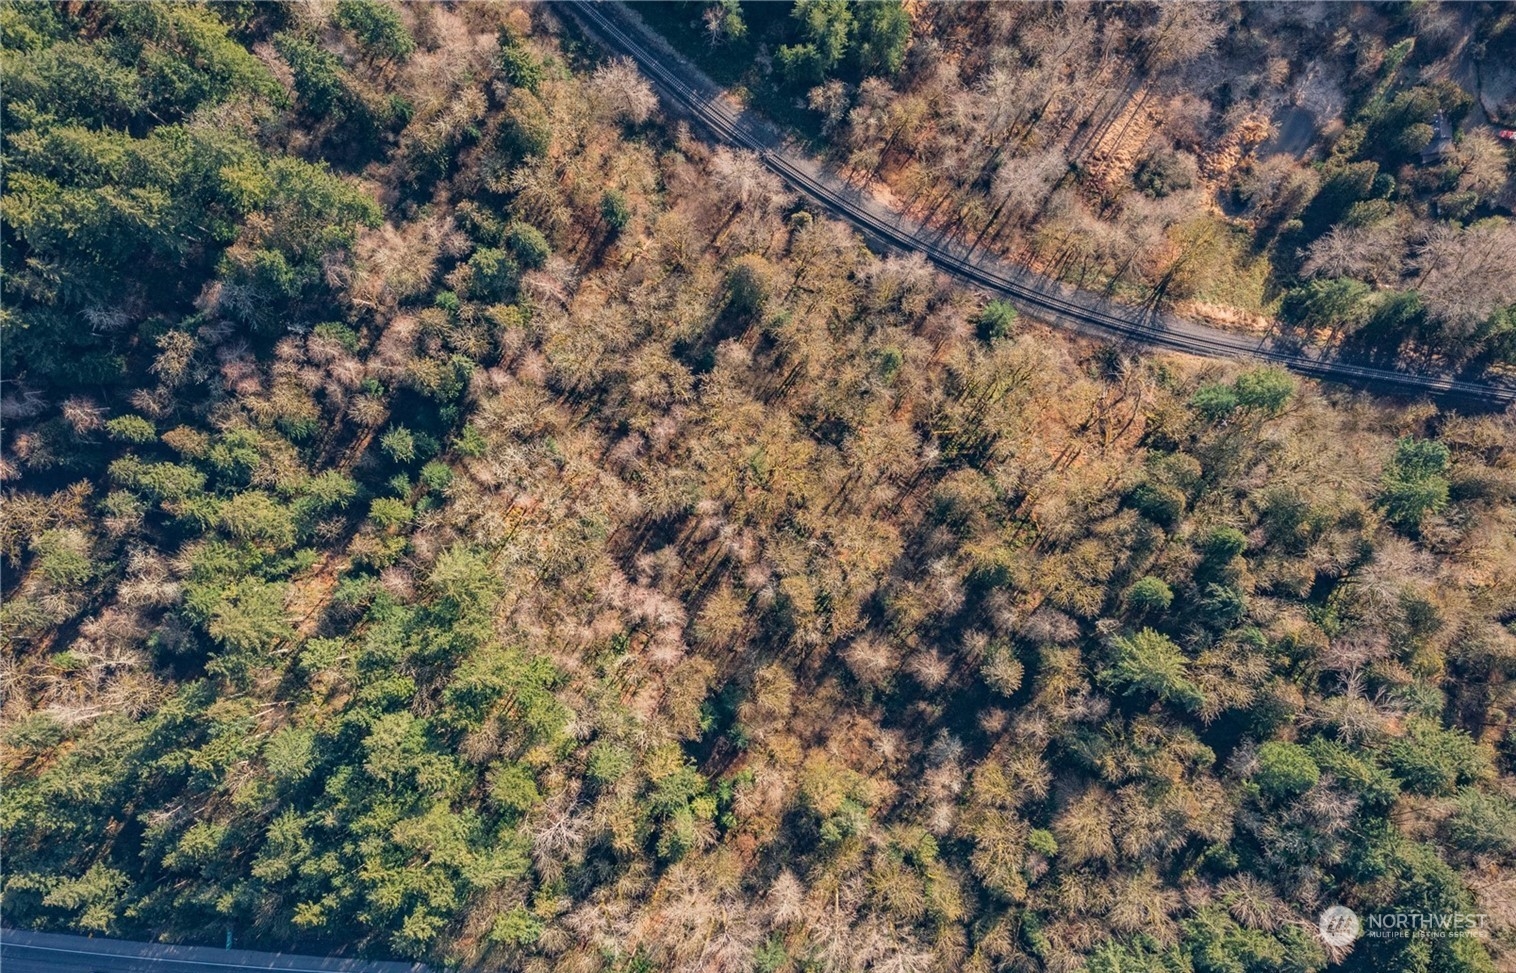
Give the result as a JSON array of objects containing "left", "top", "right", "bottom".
[{"left": 1498, "top": 129, "right": 1516, "bottom": 141}]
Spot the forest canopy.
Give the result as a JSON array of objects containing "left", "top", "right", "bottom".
[
  {"left": 647, "top": 0, "right": 1516, "bottom": 370},
  {"left": 3, "top": 5, "right": 1515, "bottom": 973}
]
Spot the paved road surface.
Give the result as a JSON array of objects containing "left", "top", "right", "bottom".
[
  {"left": 562, "top": 1, "right": 1516, "bottom": 410},
  {"left": 0, "top": 929, "right": 426, "bottom": 973}
]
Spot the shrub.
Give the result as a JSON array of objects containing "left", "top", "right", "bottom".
[
  {"left": 489, "top": 906, "right": 543, "bottom": 947},
  {"left": 455, "top": 424, "right": 488, "bottom": 458},
  {"left": 369, "top": 497, "right": 412, "bottom": 529},
  {"left": 1379, "top": 437, "right": 1451, "bottom": 532},
  {"left": 976, "top": 299, "right": 1019, "bottom": 341},
  {"left": 498, "top": 41, "right": 543, "bottom": 93},
  {"left": 726, "top": 255, "right": 773, "bottom": 316},
  {"left": 1130, "top": 482, "right": 1186, "bottom": 528},
  {"left": 1190, "top": 382, "right": 1239, "bottom": 420},
  {"left": 1126, "top": 576, "right": 1174, "bottom": 613},
  {"left": 106, "top": 415, "right": 157, "bottom": 444},
  {"left": 299, "top": 471, "right": 358, "bottom": 516},
  {"left": 1027, "top": 828, "right": 1059, "bottom": 857},
  {"left": 420, "top": 461, "right": 453, "bottom": 492},
  {"left": 380, "top": 425, "right": 416, "bottom": 464},
  {"left": 1134, "top": 148, "right": 1196, "bottom": 198},
  {"left": 1201, "top": 526, "right": 1248, "bottom": 562},
  {"left": 1389, "top": 437, "right": 1450, "bottom": 480},
  {"left": 506, "top": 223, "right": 550, "bottom": 269},
  {"left": 1253, "top": 741, "right": 1320, "bottom": 799},
  {"left": 587, "top": 740, "right": 633, "bottom": 787},
  {"left": 32, "top": 529, "right": 94, "bottom": 586},
  {"left": 467, "top": 248, "right": 518, "bottom": 302},
  {"left": 219, "top": 492, "right": 297, "bottom": 550},
  {"left": 1385, "top": 718, "right": 1491, "bottom": 796},
  {"left": 1445, "top": 789, "right": 1516, "bottom": 856},
  {"left": 487, "top": 762, "right": 541, "bottom": 816},
  {"left": 1104, "top": 628, "right": 1204, "bottom": 711},
  {"left": 335, "top": 0, "right": 415, "bottom": 62},
  {"left": 313, "top": 321, "right": 360, "bottom": 352},
  {"left": 1233, "top": 367, "right": 1295, "bottom": 415},
  {"left": 600, "top": 189, "right": 631, "bottom": 232}
]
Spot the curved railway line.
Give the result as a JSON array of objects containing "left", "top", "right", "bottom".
[{"left": 563, "top": 1, "right": 1516, "bottom": 410}]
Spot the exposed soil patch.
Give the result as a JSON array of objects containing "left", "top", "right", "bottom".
[{"left": 1260, "top": 104, "right": 1319, "bottom": 159}]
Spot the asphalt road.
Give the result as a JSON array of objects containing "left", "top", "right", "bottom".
[
  {"left": 563, "top": 1, "right": 1516, "bottom": 410},
  {"left": 0, "top": 930, "right": 426, "bottom": 973}
]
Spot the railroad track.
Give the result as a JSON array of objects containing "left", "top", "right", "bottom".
[
  {"left": 563, "top": 1, "right": 1516, "bottom": 410},
  {"left": 0, "top": 929, "right": 427, "bottom": 973}
]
